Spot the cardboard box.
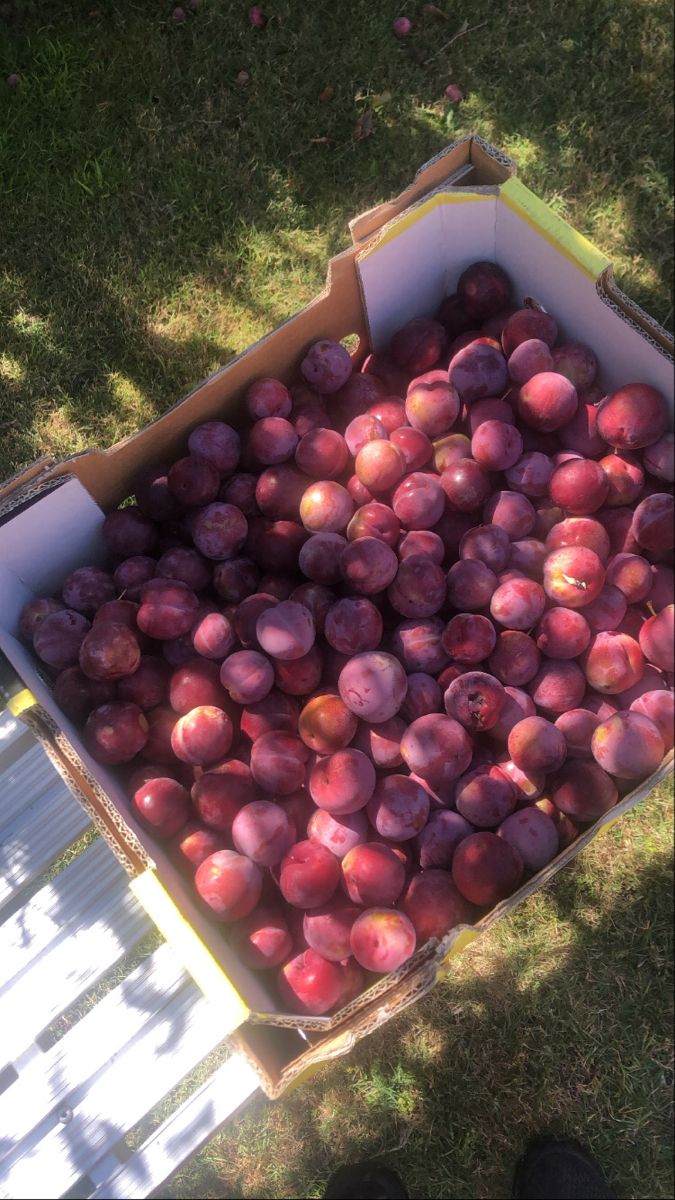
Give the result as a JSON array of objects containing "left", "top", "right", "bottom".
[{"left": 1, "top": 135, "right": 673, "bottom": 1097}]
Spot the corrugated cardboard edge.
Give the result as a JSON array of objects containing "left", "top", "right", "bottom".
[
  {"left": 349, "top": 134, "right": 516, "bottom": 244},
  {"left": 19, "top": 703, "right": 150, "bottom": 876}
]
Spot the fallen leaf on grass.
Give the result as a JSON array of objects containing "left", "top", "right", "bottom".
[
  {"left": 310, "top": 136, "right": 335, "bottom": 144},
  {"left": 371, "top": 91, "right": 392, "bottom": 108},
  {"left": 422, "top": 4, "right": 447, "bottom": 18},
  {"left": 352, "top": 109, "right": 374, "bottom": 141},
  {"left": 318, "top": 85, "right": 334, "bottom": 102}
]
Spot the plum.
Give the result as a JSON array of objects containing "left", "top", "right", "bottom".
[
  {"left": 490, "top": 577, "right": 546, "bottom": 630},
  {"left": 558, "top": 397, "right": 608, "bottom": 458},
  {"left": 367, "top": 774, "right": 430, "bottom": 841},
  {"left": 403, "top": 870, "right": 475, "bottom": 944},
  {"left": 195, "top": 850, "right": 262, "bottom": 922},
  {"left": 416, "top": 810, "right": 473, "bottom": 870},
  {"left": 596, "top": 383, "right": 668, "bottom": 450},
  {"left": 472, "top": 420, "right": 523, "bottom": 471},
  {"left": 230, "top": 905, "right": 293, "bottom": 970},
  {"left": 398, "top": 529, "right": 445, "bottom": 565},
  {"left": 192, "top": 763, "right": 258, "bottom": 833},
  {"left": 342, "top": 842, "right": 405, "bottom": 906},
  {"left": 309, "top": 747, "right": 376, "bottom": 815},
  {"left": 79, "top": 623, "right": 141, "bottom": 681},
  {"left": 85, "top": 702, "right": 149, "bottom": 765},
  {"left": 34, "top": 609, "right": 90, "bottom": 669},
  {"left": 441, "top": 457, "right": 493, "bottom": 514},
  {"left": 20, "top": 597, "right": 65, "bottom": 641},
  {"left": 497, "top": 807, "right": 559, "bottom": 872},
  {"left": 528, "top": 659, "right": 586, "bottom": 713},
  {"left": 303, "top": 902, "right": 360, "bottom": 962},
  {"left": 279, "top": 840, "right": 340, "bottom": 908},
  {"left": 591, "top": 710, "right": 665, "bottom": 779},
  {"left": 220, "top": 650, "right": 274, "bottom": 704},
  {"left": 508, "top": 338, "right": 554, "bottom": 384},
  {"left": 631, "top": 493, "right": 674, "bottom": 553},
  {"left": 54, "top": 667, "right": 116, "bottom": 722},
  {"left": 299, "top": 481, "right": 354, "bottom": 533},
  {"left": 400, "top": 672, "right": 442, "bottom": 722},
  {"left": 298, "top": 690, "right": 357, "bottom": 754},
  {"left": 446, "top": 559, "right": 498, "bottom": 612},
  {"left": 455, "top": 765, "right": 517, "bottom": 827},
  {"left": 442, "top": 614, "right": 497, "bottom": 663},
  {"left": 644, "top": 433, "right": 675, "bottom": 483},
  {"left": 405, "top": 370, "right": 460, "bottom": 437},
  {"left": 582, "top": 632, "right": 645, "bottom": 694},
  {"left": 400, "top": 713, "right": 473, "bottom": 785},
  {"left": 554, "top": 708, "right": 602, "bottom": 758},
  {"left": 535, "top": 608, "right": 591, "bottom": 659},
  {"left": 543, "top": 546, "right": 605, "bottom": 609},
  {"left": 458, "top": 261, "right": 512, "bottom": 320},
  {"left": 256, "top": 600, "right": 315, "bottom": 661},
  {"left": 460, "top": 523, "right": 510, "bottom": 572},
  {"left": 352, "top": 716, "right": 406, "bottom": 769},
  {"left": 307, "top": 807, "right": 368, "bottom": 860},
  {"left": 390, "top": 425, "right": 433, "bottom": 471},
  {"left": 338, "top": 651, "right": 408, "bottom": 723},
  {"left": 171, "top": 705, "right": 233, "bottom": 765},
  {"left": 131, "top": 776, "right": 190, "bottom": 839},
  {"left": 103, "top": 506, "right": 158, "bottom": 557},
  {"left": 232, "top": 800, "right": 294, "bottom": 866},
  {"left": 300, "top": 340, "right": 352, "bottom": 394},
  {"left": 502, "top": 309, "right": 558, "bottom": 357},
  {"left": 549, "top": 459, "right": 609, "bottom": 515},
  {"left": 444, "top": 671, "right": 507, "bottom": 732},
  {"left": 452, "top": 832, "right": 523, "bottom": 906},
  {"left": 277, "top": 950, "right": 353, "bottom": 1016},
  {"left": 630, "top": 690, "right": 675, "bottom": 751},
  {"left": 350, "top": 909, "right": 416, "bottom": 973},
  {"left": 639, "top": 605, "right": 674, "bottom": 671},
  {"left": 138, "top": 579, "right": 199, "bottom": 640},
  {"left": 508, "top": 715, "right": 566, "bottom": 773},
  {"left": 484, "top": 490, "right": 536, "bottom": 538},
  {"left": 324, "top": 597, "right": 383, "bottom": 655},
  {"left": 517, "top": 373, "right": 578, "bottom": 432},
  {"left": 486, "top": 631, "right": 541, "bottom": 686},
  {"left": 388, "top": 555, "right": 446, "bottom": 618},
  {"left": 448, "top": 341, "right": 508, "bottom": 404},
  {"left": 62, "top": 566, "right": 116, "bottom": 614},
  {"left": 549, "top": 760, "right": 618, "bottom": 822},
  {"left": 250, "top": 731, "right": 309, "bottom": 794},
  {"left": 389, "top": 317, "right": 446, "bottom": 375}
]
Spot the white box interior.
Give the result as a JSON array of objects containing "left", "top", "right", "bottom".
[{"left": 357, "top": 187, "right": 674, "bottom": 404}]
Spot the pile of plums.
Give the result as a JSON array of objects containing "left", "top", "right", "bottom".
[{"left": 21, "top": 259, "right": 674, "bottom": 1018}]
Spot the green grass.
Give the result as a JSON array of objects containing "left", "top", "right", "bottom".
[
  {"left": 0, "top": 0, "right": 673, "bottom": 478},
  {"left": 1, "top": 3, "right": 673, "bottom": 1197}
]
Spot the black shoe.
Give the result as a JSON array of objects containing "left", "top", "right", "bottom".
[
  {"left": 323, "top": 1160, "right": 409, "bottom": 1199},
  {"left": 513, "top": 1137, "right": 618, "bottom": 1199}
]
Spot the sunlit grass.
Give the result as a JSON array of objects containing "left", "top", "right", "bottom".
[{"left": 0, "top": 3, "right": 672, "bottom": 1196}]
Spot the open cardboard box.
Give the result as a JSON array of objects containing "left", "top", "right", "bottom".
[{"left": 0, "top": 135, "right": 673, "bottom": 1097}]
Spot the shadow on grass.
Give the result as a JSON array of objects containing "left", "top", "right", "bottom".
[
  {"left": 160, "top": 834, "right": 673, "bottom": 1200},
  {"left": 0, "top": 0, "right": 672, "bottom": 477}
]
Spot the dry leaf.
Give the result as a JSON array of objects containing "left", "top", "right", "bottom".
[
  {"left": 310, "top": 136, "right": 335, "bottom": 144},
  {"left": 352, "top": 109, "right": 374, "bottom": 141},
  {"left": 319, "top": 85, "right": 334, "bottom": 102},
  {"left": 371, "top": 91, "right": 392, "bottom": 108},
  {"left": 422, "top": 4, "right": 447, "bottom": 18}
]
